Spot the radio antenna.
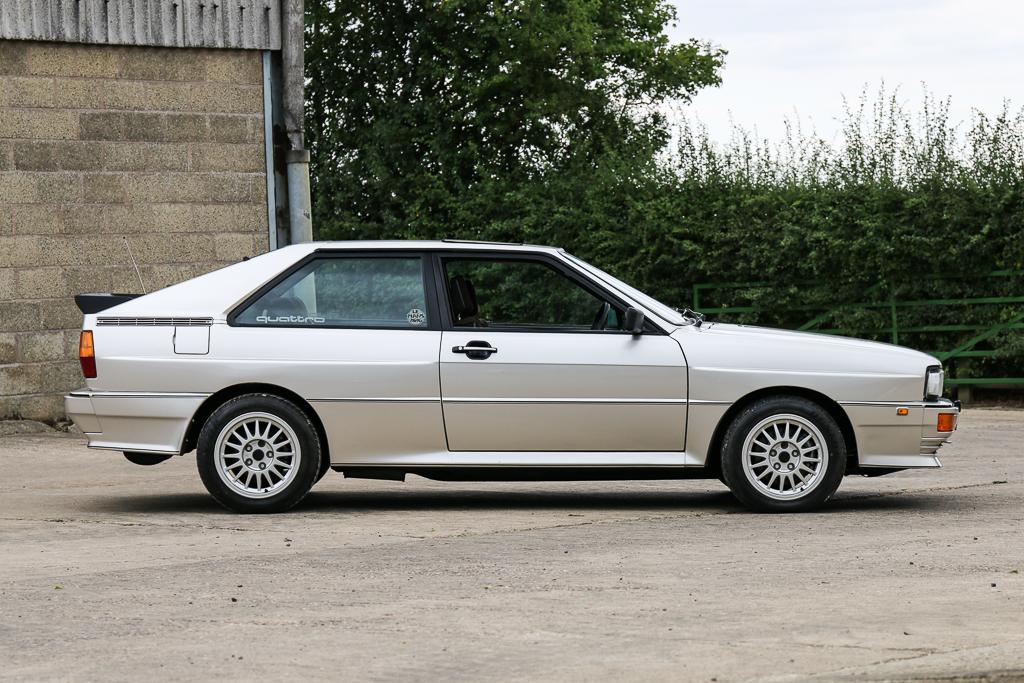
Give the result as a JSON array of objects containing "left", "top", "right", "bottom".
[{"left": 123, "top": 236, "right": 147, "bottom": 294}]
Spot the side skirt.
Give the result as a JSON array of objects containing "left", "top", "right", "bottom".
[
  {"left": 333, "top": 466, "right": 720, "bottom": 482},
  {"left": 327, "top": 450, "right": 701, "bottom": 468}
]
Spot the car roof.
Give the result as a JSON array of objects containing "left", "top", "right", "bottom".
[
  {"left": 93, "top": 240, "right": 566, "bottom": 319},
  {"left": 294, "top": 239, "right": 564, "bottom": 255}
]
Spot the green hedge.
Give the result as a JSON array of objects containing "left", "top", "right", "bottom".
[{"left": 634, "top": 95, "right": 1024, "bottom": 381}]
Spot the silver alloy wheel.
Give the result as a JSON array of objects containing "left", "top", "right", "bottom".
[
  {"left": 740, "top": 413, "right": 829, "bottom": 501},
  {"left": 214, "top": 411, "right": 301, "bottom": 499}
]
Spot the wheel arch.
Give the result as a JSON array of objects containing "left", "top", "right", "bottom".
[
  {"left": 181, "top": 383, "right": 330, "bottom": 465},
  {"left": 703, "top": 386, "right": 857, "bottom": 476}
]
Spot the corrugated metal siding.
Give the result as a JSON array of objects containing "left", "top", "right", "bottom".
[{"left": 0, "top": 0, "right": 281, "bottom": 50}]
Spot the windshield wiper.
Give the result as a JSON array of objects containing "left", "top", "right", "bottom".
[{"left": 676, "top": 307, "right": 705, "bottom": 327}]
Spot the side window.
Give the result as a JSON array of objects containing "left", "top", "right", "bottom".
[
  {"left": 235, "top": 256, "right": 430, "bottom": 328},
  {"left": 443, "top": 258, "right": 622, "bottom": 331}
]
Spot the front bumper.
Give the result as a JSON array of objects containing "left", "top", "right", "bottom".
[
  {"left": 65, "top": 390, "right": 208, "bottom": 455},
  {"left": 844, "top": 398, "right": 960, "bottom": 469},
  {"left": 918, "top": 398, "right": 960, "bottom": 460}
]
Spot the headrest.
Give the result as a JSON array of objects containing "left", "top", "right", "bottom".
[
  {"left": 448, "top": 276, "right": 478, "bottom": 320},
  {"left": 270, "top": 295, "right": 308, "bottom": 317}
]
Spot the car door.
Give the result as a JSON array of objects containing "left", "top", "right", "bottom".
[
  {"left": 436, "top": 252, "right": 688, "bottom": 452},
  {"left": 226, "top": 251, "right": 446, "bottom": 463}
]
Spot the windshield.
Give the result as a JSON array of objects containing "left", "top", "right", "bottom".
[{"left": 561, "top": 253, "right": 688, "bottom": 326}]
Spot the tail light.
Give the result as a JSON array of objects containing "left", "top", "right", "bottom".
[{"left": 79, "top": 330, "right": 96, "bottom": 378}]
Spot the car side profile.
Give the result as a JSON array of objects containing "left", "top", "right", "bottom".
[{"left": 65, "top": 240, "right": 959, "bottom": 513}]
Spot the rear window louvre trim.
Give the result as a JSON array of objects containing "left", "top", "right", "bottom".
[{"left": 96, "top": 317, "right": 214, "bottom": 327}]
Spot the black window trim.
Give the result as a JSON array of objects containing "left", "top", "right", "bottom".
[
  {"left": 227, "top": 249, "right": 442, "bottom": 331},
  {"left": 430, "top": 250, "right": 667, "bottom": 336}
]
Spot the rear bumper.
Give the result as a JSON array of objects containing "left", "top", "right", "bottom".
[
  {"left": 64, "top": 390, "right": 208, "bottom": 455},
  {"left": 842, "top": 398, "right": 960, "bottom": 469}
]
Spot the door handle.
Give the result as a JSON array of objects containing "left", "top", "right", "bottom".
[
  {"left": 452, "top": 341, "right": 498, "bottom": 359},
  {"left": 453, "top": 345, "right": 498, "bottom": 354}
]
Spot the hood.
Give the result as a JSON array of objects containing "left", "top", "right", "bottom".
[{"left": 674, "top": 322, "right": 939, "bottom": 377}]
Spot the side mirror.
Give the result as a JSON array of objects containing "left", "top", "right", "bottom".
[{"left": 623, "top": 307, "right": 645, "bottom": 335}]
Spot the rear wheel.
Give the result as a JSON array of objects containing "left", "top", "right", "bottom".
[
  {"left": 196, "top": 394, "right": 321, "bottom": 513},
  {"left": 720, "top": 396, "right": 845, "bottom": 512}
]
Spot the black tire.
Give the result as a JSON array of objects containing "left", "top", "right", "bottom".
[
  {"left": 316, "top": 455, "right": 332, "bottom": 483},
  {"left": 196, "top": 393, "right": 322, "bottom": 513},
  {"left": 720, "top": 396, "right": 846, "bottom": 512}
]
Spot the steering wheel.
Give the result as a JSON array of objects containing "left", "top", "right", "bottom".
[{"left": 591, "top": 302, "right": 611, "bottom": 330}]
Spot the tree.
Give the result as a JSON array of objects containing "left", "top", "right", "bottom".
[{"left": 305, "top": 0, "right": 725, "bottom": 244}]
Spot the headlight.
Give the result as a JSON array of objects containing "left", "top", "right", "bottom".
[{"left": 924, "top": 367, "right": 944, "bottom": 401}]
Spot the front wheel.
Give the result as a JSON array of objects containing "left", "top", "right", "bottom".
[
  {"left": 720, "top": 396, "right": 846, "bottom": 512},
  {"left": 196, "top": 394, "right": 322, "bottom": 513}
]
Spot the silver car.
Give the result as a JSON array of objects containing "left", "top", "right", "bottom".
[{"left": 65, "top": 240, "right": 960, "bottom": 513}]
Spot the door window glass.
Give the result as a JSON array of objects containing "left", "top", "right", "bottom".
[
  {"left": 235, "top": 256, "right": 429, "bottom": 328},
  {"left": 443, "top": 258, "right": 622, "bottom": 330}
]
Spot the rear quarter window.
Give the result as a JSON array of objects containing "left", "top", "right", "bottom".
[{"left": 233, "top": 256, "right": 430, "bottom": 328}]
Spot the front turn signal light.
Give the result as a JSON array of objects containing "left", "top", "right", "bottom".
[
  {"left": 79, "top": 330, "right": 96, "bottom": 379},
  {"left": 937, "top": 413, "right": 956, "bottom": 433}
]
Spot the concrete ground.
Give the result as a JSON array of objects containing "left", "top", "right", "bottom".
[{"left": 1, "top": 410, "right": 1022, "bottom": 682}]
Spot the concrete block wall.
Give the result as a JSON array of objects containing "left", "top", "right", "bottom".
[{"left": 1, "top": 40, "right": 270, "bottom": 421}]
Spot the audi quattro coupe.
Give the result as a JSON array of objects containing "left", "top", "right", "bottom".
[{"left": 66, "top": 240, "right": 960, "bottom": 513}]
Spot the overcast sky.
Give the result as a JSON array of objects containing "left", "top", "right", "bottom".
[{"left": 666, "top": 0, "right": 1023, "bottom": 143}]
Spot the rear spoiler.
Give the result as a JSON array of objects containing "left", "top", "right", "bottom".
[{"left": 74, "top": 293, "right": 141, "bottom": 314}]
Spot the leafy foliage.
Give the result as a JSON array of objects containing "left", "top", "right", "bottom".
[{"left": 306, "top": 0, "right": 725, "bottom": 240}]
